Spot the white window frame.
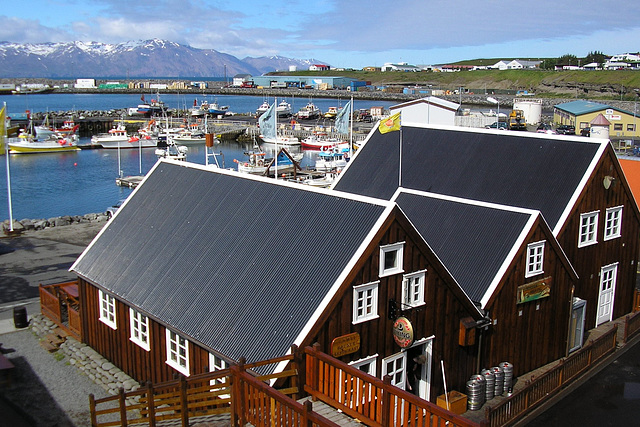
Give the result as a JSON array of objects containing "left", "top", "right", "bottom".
[
  {"left": 98, "top": 290, "right": 117, "bottom": 330},
  {"left": 382, "top": 352, "right": 407, "bottom": 390},
  {"left": 350, "top": 354, "right": 378, "bottom": 377},
  {"left": 402, "top": 270, "right": 426, "bottom": 307},
  {"left": 525, "top": 241, "right": 545, "bottom": 278},
  {"left": 578, "top": 211, "right": 599, "bottom": 247},
  {"left": 353, "top": 281, "right": 380, "bottom": 324},
  {"left": 379, "top": 242, "right": 405, "bottom": 277},
  {"left": 129, "top": 308, "right": 150, "bottom": 351},
  {"left": 166, "top": 329, "right": 190, "bottom": 376},
  {"left": 604, "top": 206, "right": 623, "bottom": 241}
]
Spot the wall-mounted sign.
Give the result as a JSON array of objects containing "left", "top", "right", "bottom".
[
  {"left": 331, "top": 332, "right": 361, "bottom": 357},
  {"left": 517, "top": 276, "right": 552, "bottom": 304},
  {"left": 393, "top": 316, "right": 414, "bottom": 348}
]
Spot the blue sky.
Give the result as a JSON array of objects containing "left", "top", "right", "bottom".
[{"left": 1, "top": 0, "right": 639, "bottom": 68}]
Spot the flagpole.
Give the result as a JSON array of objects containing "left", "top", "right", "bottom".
[
  {"left": 349, "top": 96, "right": 354, "bottom": 157},
  {"left": 274, "top": 97, "right": 278, "bottom": 179},
  {"left": 4, "top": 103, "right": 14, "bottom": 232},
  {"left": 399, "top": 126, "right": 403, "bottom": 187}
]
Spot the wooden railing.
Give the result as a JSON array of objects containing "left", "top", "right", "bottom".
[
  {"left": 90, "top": 348, "right": 340, "bottom": 427},
  {"left": 304, "top": 343, "right": 482, "bottom": 427},
  {"left": 633, "top": 289, "right": 640, "bottom": 312},
  {"left": 483, "top": 324, "right": 618, "bottom": 427},
  {"left": 39, "top": 280, "right": 81, "bottom": 340},
  {"left": 624, "top": 310, "right": 640, "bottom": 343}
]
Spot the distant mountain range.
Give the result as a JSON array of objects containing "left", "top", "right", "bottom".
[{"left": 0, "top": 39, "right": 328, "bottom": 78}]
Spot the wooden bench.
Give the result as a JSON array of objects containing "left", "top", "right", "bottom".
[{"left": 0, "top": 352, "right": 15, "bottom": 387}]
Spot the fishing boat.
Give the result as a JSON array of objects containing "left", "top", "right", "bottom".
[
  {"left": 315, "top": 148, "right": 349, "bottom": 171},
  {"left": 276, "top": 99, "right": 292, "bottom": 118},
  {"left": 208, "top": 101, "right": 229, "bottom": 116},
  {"left": 256, "top": 100, "right": 270, "bottom": 116},
  {"left": 234, "top": 149, "right": 302, "bottom": 175},
  {"left": 173, "top": 128, "right": 207, "bottom": 145},
  {"left": 260, "top": 135, "right": 300, "bottom": 146},
  {"left": 35, "top": 116, "right": 79, "bottom": 139},
  {"left": 8, "top": 131, "right": 80, "bottom": 154},
  {"left": 324, "top": 106, "right": 340, "bottom": 119},
  {"left": 155, "top": 136, "right": 188, "bottom": 161},
  {"left": 300, "top": 132, "right": 345, "bottom": 150},
  {"left": 137, "top": 97, "right": 166, "bottom": 116},
  {"left": 189, "top": 99, "right": 208, "bottom": 117},
  {"left": 92, "top": 122, "right": 157, "bottom": 149},
  {"left": 297, "top": 101, "right": 321, "bottom": 119}
]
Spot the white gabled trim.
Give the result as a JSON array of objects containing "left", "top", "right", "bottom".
[
  {"left": 273, "top": 202, "right": 397, "bottom": 375},
  {"left": 480, "top": 212, "right": 539, "bottom": 308},
  {"left": 553, "top": 140, "right": 608, "bottom": 236}
]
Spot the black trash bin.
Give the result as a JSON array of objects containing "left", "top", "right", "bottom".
[{"left": 13, "top": 306, "right": 28, "bottom": 328}]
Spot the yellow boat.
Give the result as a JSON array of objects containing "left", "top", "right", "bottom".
[{"left": 8, "top": 131, "right": 80, "bottom": 154}]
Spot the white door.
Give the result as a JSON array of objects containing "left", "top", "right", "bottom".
[
  {"left": 407, "top": 338, "right": 433, "bottom": 401},
  {"left": 597, "top": 263, "right": 618, "bottom": 326}
]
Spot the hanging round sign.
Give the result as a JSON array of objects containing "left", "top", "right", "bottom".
[{"left": 392, "top": 316, "right": 414, "bottom": 348}]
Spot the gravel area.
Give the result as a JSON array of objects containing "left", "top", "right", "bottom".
[{"left": 0, "top": 329, "right": 109, "bottom": 426}]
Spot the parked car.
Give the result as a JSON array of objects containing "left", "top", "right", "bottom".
[
  {"left": 536, "top": 123, "right": 557, "bottom": 134},
  {"left": 486, "top": 121, "right": 508, "bottom": 130},
  {"left": 105, "top": 199, "right": 126, "bottom": 218},
  {"left": 556, "top": 124, "right": 576, "bottom": 135},
  {"left": 580, "top": 127, "right": 591, "bottom": 137}
]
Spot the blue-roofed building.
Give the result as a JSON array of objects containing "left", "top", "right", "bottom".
[{"left": 553, "top": 100, "right": 639, "bottom": 139}]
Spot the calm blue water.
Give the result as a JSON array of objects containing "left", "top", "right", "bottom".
[{"left": 0, "top": 93, "right": 393, "bottom": 221}]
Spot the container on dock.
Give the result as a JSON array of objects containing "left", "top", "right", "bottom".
[
  {"left": 466, "top": 378, "right": 484, "bottom": 411},
  {"left": 481, "top": 368, "right": 495, "bottom": 400},
  {"left": 500, "top": 362, "right": 514, "bottom": 394},
  {"left": 492, "top": 366, "right": 504, "bottom": 397}
]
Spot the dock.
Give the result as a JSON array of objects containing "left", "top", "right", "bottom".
[{"left": 115, "top": 176, "right": 144, "bottom": 188}]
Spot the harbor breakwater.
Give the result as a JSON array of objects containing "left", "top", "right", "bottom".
[{"left": 2, "top": 212, "right": 109, "bottom": 234}]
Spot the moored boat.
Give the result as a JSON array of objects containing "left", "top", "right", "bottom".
[
  {"left": 315, "top": 148, "right": 349, "bottom": 171},
  {"left": 91, "top": 122, "right": 157, "bottom": 149},
  {"left": 276, "top": 99, "right": 292, "bottom": 118},
  {"left": 297, "top": 101, "right": 321, "bottom": 119},
  {"left": 260, "top": 134, "right": 300, "bottom": 146},
  {"left": 8, "top": 131, "right": 80, "bottom": 154},
  {"left": 35, "top": 116, "right": 79, "bottom": 139},
  {"left": 256, "top": 100, "right": 270, "bottom": 116},
  {"left": 300, "top": 132, "right": 345, "bottom": 150}
]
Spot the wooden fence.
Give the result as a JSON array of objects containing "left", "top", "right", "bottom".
[
  {"left": 304, "top": 343, "right": 481, "bottom": 427},
  {"left": 624, "top": 310, "right": 640, "bottom": 343},
  {"left": 483, "top": 324, "right": 618, "bottom": 427},
  {"left": 89, "top": 349, "right": 340, "bottom": 427},
  {"left": 39, "top": 281, "right": 81, "bottom": 340},
  {"left": 633, "top": 289, "right": 640, "bottom": 312}
]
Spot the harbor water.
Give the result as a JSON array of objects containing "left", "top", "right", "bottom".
[{"left": 0, "top": 93, "right": 394, "bottom": 221}]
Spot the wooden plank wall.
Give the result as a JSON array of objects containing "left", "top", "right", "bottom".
[
  {"left": 557, "top": 147, "right": 640, "bottom": 330},
  {"left": 79, "top": 278, "right": 211, "bottom": 384},
  {"left": 304, "top": 213, "right": 480, "bottom": 401}
]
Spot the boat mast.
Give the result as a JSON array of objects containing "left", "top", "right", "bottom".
[
  {"left": 3, "top": 103, "right": 13, "bottom": 232},
  {"left": 274, "top": 97, "right": 278, "bottom": 179}
]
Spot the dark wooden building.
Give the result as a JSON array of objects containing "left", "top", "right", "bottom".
[
  {"left": 69, "top": 157, "right": 584, "bottom": 402},
  {"left": 334, "top": 125, "right": 640, "bottom": 332}
]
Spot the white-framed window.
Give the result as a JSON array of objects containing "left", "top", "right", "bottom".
[
  {"left": 350, "top": 354, "right": 378, "bottom": 377},
  {"left": 380, "top": 242, "right": 405, "bottom": 277},
  {"left": 353, "top": 281, "right": 380, "bottom": 324},
  {"left": 382, "top": 352, "right": 407, "bottom": 390},
  {"left": 98, "top": 290, "right": 117, "bottom": 330},
  {"left": 578, "top": 211, "right": 599, "bottom": 247},
  {"left": 166, "top": 329, "right": 190, "bottom": 376},
  {"left": 209, "top": 353, "right": 230, "bottom": 398},
  {"left": 525, "top": 241, "right": 545, "bottom": 278},
  {"left": 604, "top": 206, "right": 623, "bottom": 241},
  {"left": 129, "top": 308, "right": 150, "bottom": 351},
  {"left": 403, "top": 270, "right": 426, "bottom": 307}
]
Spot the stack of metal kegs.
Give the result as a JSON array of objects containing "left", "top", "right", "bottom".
[
  {"left": 466, "top": 373, "right": 486, "bottom": 411},
  {"left": 481, "top": 368, "right": 495, "bottom": 401},
  {"left": 500, "top": 362, "right": 514, "bottom": 395},
  {"left": 492, "top": 366, "right": 505, "bottom": 397}
]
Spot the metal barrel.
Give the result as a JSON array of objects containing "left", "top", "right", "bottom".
[
  {"left": 492, "top": 366, "right": 504, "bottom": 397},
  {"left": 481, "top": 368, "right": 495, "bottom": 400},
  {"left": 500, "top": 362, "right": 514, "bottom": 394},
  {"left": 466, "top": 378, "right": 485, "bottom": 411}
]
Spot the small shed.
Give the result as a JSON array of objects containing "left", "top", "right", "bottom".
[
  {"left": 389, "top": 97, "right": 459, "bottom": 126},
  {"left": 590, "top": 113, "right": 611, "bottom": 139}
]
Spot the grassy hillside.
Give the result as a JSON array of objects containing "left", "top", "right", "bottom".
[{"left": 271, "top": 69, "right": 640, "bottom": 101}]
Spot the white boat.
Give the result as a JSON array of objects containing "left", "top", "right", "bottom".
[
  {"left": 297, "top": 101, "right": 321, "bottom": 119},
  {"left": 35, "top": 116, "right": 78, "bottom": 139},
  {"left": 276, "top": 99, "right": 292, "bottom": 117},
  {"left": 315, "top": 148, "right": 349, "bottom": 171},
  {"left": 92, "top": 122, "right": 157, "bottom": 149},
  {"left": 8, "top": 131, "right": 80, "bottom": 154},
  {"left": 260, "top": 135, "right": 300, "bottom": 146},
  {"left": 256, "top": 100, "right": 270, "bottom": 116},
  {"left": 300, "top": 133, "right": 346, "bottom": 150},
  {"left": 303, "top": 172, "right": 338, "bottom": 188},
  {"left": 235, "top": 149, "right": 303, "bottom": 175},
  {"left": 173, "top": 128, "right": 207, "bottom": 145},
  {"left": 324, "top": 106, "right": 340, "bottom": 119},
  {"left": 155, "top": 136, "right": 188, "bottom": 161}
]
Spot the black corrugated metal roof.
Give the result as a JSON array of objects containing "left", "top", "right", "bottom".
[
  {"left": 395, "top": 191, "right": 534, "bottom": 303},
  {"left": 335, "top": 126, "right": 604, "bottom": 230},
  {"left": 72, "top": 161, "right": 388, "bottom": 369}
]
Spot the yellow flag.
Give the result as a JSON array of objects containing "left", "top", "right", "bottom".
[{"left": 378, "top": 112, "right": 401, "bottom": 134}]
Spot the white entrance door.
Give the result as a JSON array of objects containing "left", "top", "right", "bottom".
[
  {"left": 407, "top": 338, "right": 433, "bottom": 401},
  {"left": 597, "top": 263, "right": 618, "bottom": 326}
]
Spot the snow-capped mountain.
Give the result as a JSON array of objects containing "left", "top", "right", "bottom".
[{"left": 0, "top": 39, "right": 328, "bottom": 78}]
